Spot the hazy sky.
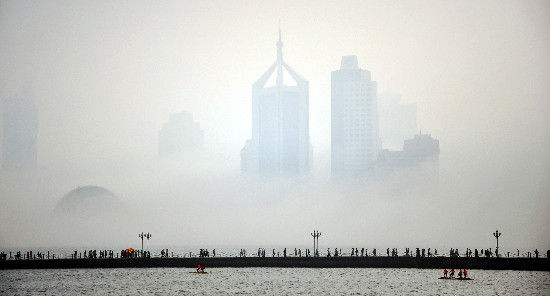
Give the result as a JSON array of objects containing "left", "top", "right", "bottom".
[{"left": 1, "top": 0, "right": 549, "bottom": 251}]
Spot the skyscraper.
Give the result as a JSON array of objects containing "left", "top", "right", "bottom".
[
  {"left": 377, "top": 131, "right": 439, "bottom": 169},
  {"left": 331, "top": 56, "right": 379, "bottom": 176},
  {"left": 158, "top": 111, "right": 203, "bottom": 157},
  {"left": 1, "top": 94, "right": 38, "bottom": 170},
  {"left": 241, "top": 29, "right": 311, "bottom": 177},
  {"left": 379, "top": 92, "right": 417, "bottom": 150}
]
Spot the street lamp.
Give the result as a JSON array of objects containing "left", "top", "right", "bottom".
[
  {"left": 310, "top": 230, "right": 322, "bottom": 257},
  {"left": 139, "top": 232, "right": 151, "bottom": 256},
  {"left": 493, "top": 230, "right": 501, "bottom": 257}
]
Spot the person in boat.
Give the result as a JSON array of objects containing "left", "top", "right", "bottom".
[
  {"left": 201, "top": 264, "right": 205, "bottom": 272},
  {"left": 443, "top": 269, "right": 448, "bottom": 278},
  {"left": 450, "top": 268, "right": 455, "bottom": 278},
  {"left": 196, "top": 264, "right": 201, "bottom": 272},
  {"left": 464, "top": 269, "right": 468, "bottom": 278},
  {"left": 458, "top": 269, "right": 463, "bottom": 279}
]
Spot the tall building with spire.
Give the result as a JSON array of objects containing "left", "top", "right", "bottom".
[
  {"left": 241, "top": 28, "right": 311, "bottom": 177},
  {"left": 331, "top": 55, "right": 379, "bottom": 176}
]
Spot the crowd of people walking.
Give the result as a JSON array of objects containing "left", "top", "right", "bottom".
[{"left": 1, "top": 247, "right": 548, "bottom": 260}]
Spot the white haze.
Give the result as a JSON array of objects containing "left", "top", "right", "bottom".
[{"left": 0, "top": 0, "right": 549, "bottom": 252}]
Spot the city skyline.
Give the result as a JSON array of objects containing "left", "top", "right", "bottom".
[
  {"left": 0, "top": 1, "right": 548, "bottom": 251},
  {"left": 0, "top": 38, "right": 435, "bottom": 175},
  {"left": 0, "top": 54, "right": 435, "bottom": 177}
]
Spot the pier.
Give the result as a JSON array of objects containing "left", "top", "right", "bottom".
[{"left": 1, "top": 256, "right": 548, "bottom": 271}]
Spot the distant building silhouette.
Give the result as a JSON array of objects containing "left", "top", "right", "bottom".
[
  {"left": 241, "top": 28, "right": 311, "bottom": 177},
  {"left": 331, "top": 55, "right": 379, "bottom": 176},
  {"left": 377, "top": 131, "right": 439, "bottom": 168},
  {"left": 55, "top": 185, "right": 119, "bottom": 215},
  {"left": 1, "top": 95, "right": 38, "bottom": 170},
  {"left": 158, "top": 111, "right": 203, "bottom": 157},
  {"left": 379, "top": 92, "right": 417, "bottom": 151}
]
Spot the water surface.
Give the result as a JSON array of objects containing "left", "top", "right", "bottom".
[{"left": 1, "top": 268, "right": 548, "bottom": 295}]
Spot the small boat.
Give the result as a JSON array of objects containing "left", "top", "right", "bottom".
[
  {"left": 438, "top": 277, "right": 473, "bottom": 280},
  {"left": 189, "top": 271, "right": 209, "bottom": 274}
]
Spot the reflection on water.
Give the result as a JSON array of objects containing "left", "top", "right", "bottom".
[{"left": 1, "top": 268, "right": 548, "bottom": 295}]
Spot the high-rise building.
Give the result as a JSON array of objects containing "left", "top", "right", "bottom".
[
  {"left": 377, "top": 131, "right": 439, "bottom": 168},
  {"left": 241, "top": 29, "right": 311, "bottom": 176},
  {"left": 402, "top": 132, "right": 439, "bottom": 159},
  {"left": 379, "top": 92, "right": 417, "bottom": 150},
  {"left": 1, "top": 95, "right": 38, "bottom": 170},
  {"left": 331, "top": 55, "right": 379, "bottom": 176},
  {"left": 158, "top": 111, "right": 203, "bottom": 157}
]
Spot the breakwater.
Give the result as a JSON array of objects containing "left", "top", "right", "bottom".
[{"left": 1, "top": 256, "right": 548, "bottom": 271}]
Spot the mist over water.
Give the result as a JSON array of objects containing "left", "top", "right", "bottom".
[
  {"left": 1, "top": 152, "right": 547, "bottom": 252},
  {"left": 1, "top": 0, "right": 549, "bottom": 253}
]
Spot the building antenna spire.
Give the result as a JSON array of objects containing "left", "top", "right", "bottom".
[
  {"left": 276, "top": 19, "right": 283, "bottom": 85},
  {"left": 277, "top": 19, "right": 283, "bottom": 62},
  {"left": 278, "top": 19, "right": 282, "bottom": 42}
]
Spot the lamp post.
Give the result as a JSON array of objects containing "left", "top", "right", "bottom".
[
  {"left": 493, "top": 230, "right": 501, "bottom": 257},
  {"left": 310, "top": 230, "right": 321, "bottom": 257},
  {"left": 139, "top": 232, "right": 151, "bottom": 256}
]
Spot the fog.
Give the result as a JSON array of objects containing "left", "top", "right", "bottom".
[{"left": 1, "top": 0, "right": 549, "bottom": 252}]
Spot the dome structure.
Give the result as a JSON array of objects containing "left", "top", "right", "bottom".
[{"left": 55, "top": 185, "right": 119, "bottom": 214}]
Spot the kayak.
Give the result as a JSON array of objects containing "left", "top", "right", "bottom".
[
  {"left": 438, "top": 277, "right": 473, "bottom": 280},
  {"left": 189, "top": 271, "right": 209, "bottom": 274}
]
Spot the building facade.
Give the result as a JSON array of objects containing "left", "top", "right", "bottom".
[
  {"left": 241, "top": 30, "right": 311, "bottom": 177},
  {"left": 331, "top": 55, "right": 379, "bottom": 176}
]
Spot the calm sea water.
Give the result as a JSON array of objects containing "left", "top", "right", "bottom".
[{"left": 0, "top": 268, "right": 548, "bottom": 295}]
